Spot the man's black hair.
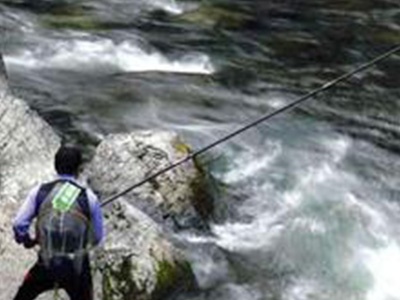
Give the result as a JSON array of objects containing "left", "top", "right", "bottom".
[{"left": 55, "top": 146, "right": 83, "bottom": 176}]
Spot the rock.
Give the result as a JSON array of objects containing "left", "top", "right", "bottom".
[
  {"left": 93, "top": 200, "right": 196, "bottom": 300},
  {"left": 0, "top": 53, "right": 8, "bottom": 94},
  {"left": 0, "top": 56, "right": 60, "bottom": 202},
  {"left": 0, "top": 54, "right": 60, "bottom": 299},
  {"left": 0, "top": 52, "right": 205, "bottom": 299},
  {"left": 87, "top": 131, "right": 212, "bottom": 229},
  {"left": 86, "top": 131, "right": 209, "bottom": 299},
  {"left": 174, "top": 3, "right": 253, "bottom": 29}
]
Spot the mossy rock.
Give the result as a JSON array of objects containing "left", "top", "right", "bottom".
[
  {"left": 172, "top": 139, "right": 192, "bottom": 155},
  {"left": 191, "top": 156, "right": 215, "bottom": 221},
  {"left": 175, "top": 4, "right": 252, "bottom": 29},
  {"left": 96, "top": 250, "right": 196, "bottom": 300},
  {"left": 41, "top": 12, "right": 134, "bottom": 30},
  {"left": 152, "top": 259, "right": 197, "bottom": 300},
  {"left": 102, "top": 255, "right": 144, "bottom": 300},
  {"left": 171, "top": 137, "right": 214, "bottom": 222},
  {"left": 41, "top": 15, "right": 107, "bottom": 30},
  {"left": 369, "top": 28, "right": 400, "bottom": 45}
]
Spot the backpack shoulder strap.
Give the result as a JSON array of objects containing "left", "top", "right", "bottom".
[{"left": 37, "top": 180, "right": 88, "bottom": 219}]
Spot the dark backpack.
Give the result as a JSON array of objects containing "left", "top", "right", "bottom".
[{"left": 35, "top": 180, "right": 94, "bottom": 266}]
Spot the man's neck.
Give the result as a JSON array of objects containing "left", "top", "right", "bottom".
[{"left": 58, "top": 174, "right": 77, "bottom": 180}]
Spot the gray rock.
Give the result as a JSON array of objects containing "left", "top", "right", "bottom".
[
  {"left": 87, "top": 131, "right": 212, "bottom": 229},
  {"left": 0, "top": 53, "right": 8, "bottom": 95},
  {"left": 92, "top": 200, "right": 196, "bottom": 300},
  {"left": 86, "top": 131, "right": 206, "bottom": 299},
  {"left": 0, "top": 54, "right": 61, "bottom": 299}
]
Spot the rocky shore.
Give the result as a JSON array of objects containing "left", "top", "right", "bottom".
[{"left": 0, "top": 53, "right": 210, "bottom": 299}]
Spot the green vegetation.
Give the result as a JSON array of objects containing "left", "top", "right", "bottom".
[
  {"left": 42, "top": 15, "right": 103, "bottom": 30},
  {"left": 171, "top": 137, "right": 215, "bottom": 220},
  {"left": 175, "top": 3, "right": 252, "bottom": 29},
  {"left": 172, "top": 139, "right": 192, "bottom": 155},
  {"left": 152, "top": 259, "right": 196, "bottom": 300},
  {"left": 102, "top": 256, "right": 142, "bottom": 300}
]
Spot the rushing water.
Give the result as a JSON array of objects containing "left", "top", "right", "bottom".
[{"left": 2, "top": 0, "right": 400, "bottom": 299}]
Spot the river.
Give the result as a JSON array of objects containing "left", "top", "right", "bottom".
[{"left": 1, "top": 0, "right": 400, "bottom": 299}]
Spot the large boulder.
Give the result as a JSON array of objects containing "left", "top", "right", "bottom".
[
  {"left": 93, "top": 200, "right": 196, "bottom": 300},
  {"left": 87, "top": 131, "right": 212, "bottom": 229},
  {"left": 86, "top": 131, "right": 209, "bottom": 299},
  {"left": 0, "top": 54, "right": 61, "bottom": 299}
]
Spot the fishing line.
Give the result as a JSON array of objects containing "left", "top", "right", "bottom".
[{"left": 101, "top": 44, "right": 400, "bottom": 207}]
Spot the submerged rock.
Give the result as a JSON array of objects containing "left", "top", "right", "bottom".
[
  {"left": 0, "top": 54, "right": 60, "bottom": 299},
  {"left": 175, "top": 3, "right": 253, "bottom": 29}
]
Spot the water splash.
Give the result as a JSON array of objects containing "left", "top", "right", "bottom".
[
  {"left": 5, "top": 39, "right": 214, "bottom": 75},
  {"left": 217, "top": 140, "right": 282, "bottom": 184},
  {"left": 150, "top": 0, "right": 186, "bottom": 14},
  {"left": 364, "top": 242, "right": 400, "bottom": 300},
  {"left": 206, "top": 130, "right": 395, "bottom": 299}
]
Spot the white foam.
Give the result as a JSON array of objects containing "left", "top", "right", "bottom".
[
  {"left": 150, "top": 0, "right": 185, "bottom": 14},
  {"left": 212, "top": 212, "right": 284, "bottom": 252},
  {"left": 216, "top": 284, "right": 262, "bottom": 300},
  {"left": 364, "top": 242, "right": 400, "bottom": 300},
  {"left": 282, "top": 162, "right": 337, "bottom": 209},
  {"left": 221, "top": 141, "right": 281, "bottom": 184},
  {"left": 292, "top": 217, "right": 326, "bottom": 234},
  {"left": 322, "top": 136, "right": 351, "bottom": 163},
  {"left": 268, "top": 96, "right": 288, "bottom": 109},
  {"left": 5, "top": 39, "right": 214, "bottom": 75},
  {"left": 345, "top": 193, "right": 387, "bottom": 241},
  {"left": 283, "top": 279, "right": 317, "bottom": 300},
  {"left": 175, "top": 232, "right": 215, "bottom": 245}
]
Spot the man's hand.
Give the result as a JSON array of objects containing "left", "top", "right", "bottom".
[{"left": 23, "top": 237, "right": 37, "bottom": 249}]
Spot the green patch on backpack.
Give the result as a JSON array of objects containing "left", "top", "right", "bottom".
[{"left": 52, "top": 182, "right": 81, "bottom": 212}]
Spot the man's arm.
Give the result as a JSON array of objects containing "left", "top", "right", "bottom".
[
  {"left": 86, "top": 188, "right": 104, "bottom": 246},
  {"left": 13, "top": 185, "right": 40, "bottom": 247}
]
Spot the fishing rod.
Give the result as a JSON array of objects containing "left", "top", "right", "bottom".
[{"left": 101, "top": 44, "right": 400, "bottom": 208}]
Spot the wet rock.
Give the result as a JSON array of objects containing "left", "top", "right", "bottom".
[
  {"left": 87, "top": 130, "right": 212, "bottom": 229},
  {"left": 0, "top": 57, "right": 60, "bottom": 202},
  {"left": 92, "top": 201, "right": 196, "bottom": 300},
  {"left": 175, "top": 3, "right": 253, "bottom": 29},
  {"left": 42, "top": 15, "right": 104, "bottom": 30},
  {"left": 0, "top": 54, "right": 60, "bottom": 299},
  {"left": 86, "top": 130, "right": 209, "bottom": 299}
]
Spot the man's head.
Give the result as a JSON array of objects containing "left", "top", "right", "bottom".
[{"left": 55, "top": 146, "right": 83, "bottom": 176}]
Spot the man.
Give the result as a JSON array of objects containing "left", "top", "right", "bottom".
[{"left": 13, "top": 146, "right": 104, "bottom": 300}]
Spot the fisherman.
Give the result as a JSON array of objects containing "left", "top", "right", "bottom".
[{"left": 12, "top": 146, "right": 103, "bottom": 300}]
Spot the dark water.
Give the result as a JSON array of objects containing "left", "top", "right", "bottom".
[{"left": 1, "top": 0, "right": 400, "bottom": 299}]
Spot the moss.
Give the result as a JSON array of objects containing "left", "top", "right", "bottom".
[
  {"left": 41, "top": 15, "right": 104, "bottom": 30},
  {"left": 370, "top": 29, "right": 400, "bottom": 45},
  {"left": 172, "top": 140, "right": 192, "bottom": 156},
  {"left": 102, "top": 256, "right": 144, "bottom": 300},
  {"left": 190, "top": 156, "right": 215, "bottom": 221},
  {"left": 155, "top": 260, "right": 176, "bottom": 290},
  {"left": 41, "top": 11, "right": 135, "bottom": 31},
  {"left": 153, "top": 259, "right": 196, "bottom": 300},
  {"left": 170, "top": 137, "right": 214, "bottom": 220},
  {"left": 45, "top": 3, "right": 88, "bottom": 16},
  {"left": 175, "top": 4, "right": 252, "bottom": 29}
]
